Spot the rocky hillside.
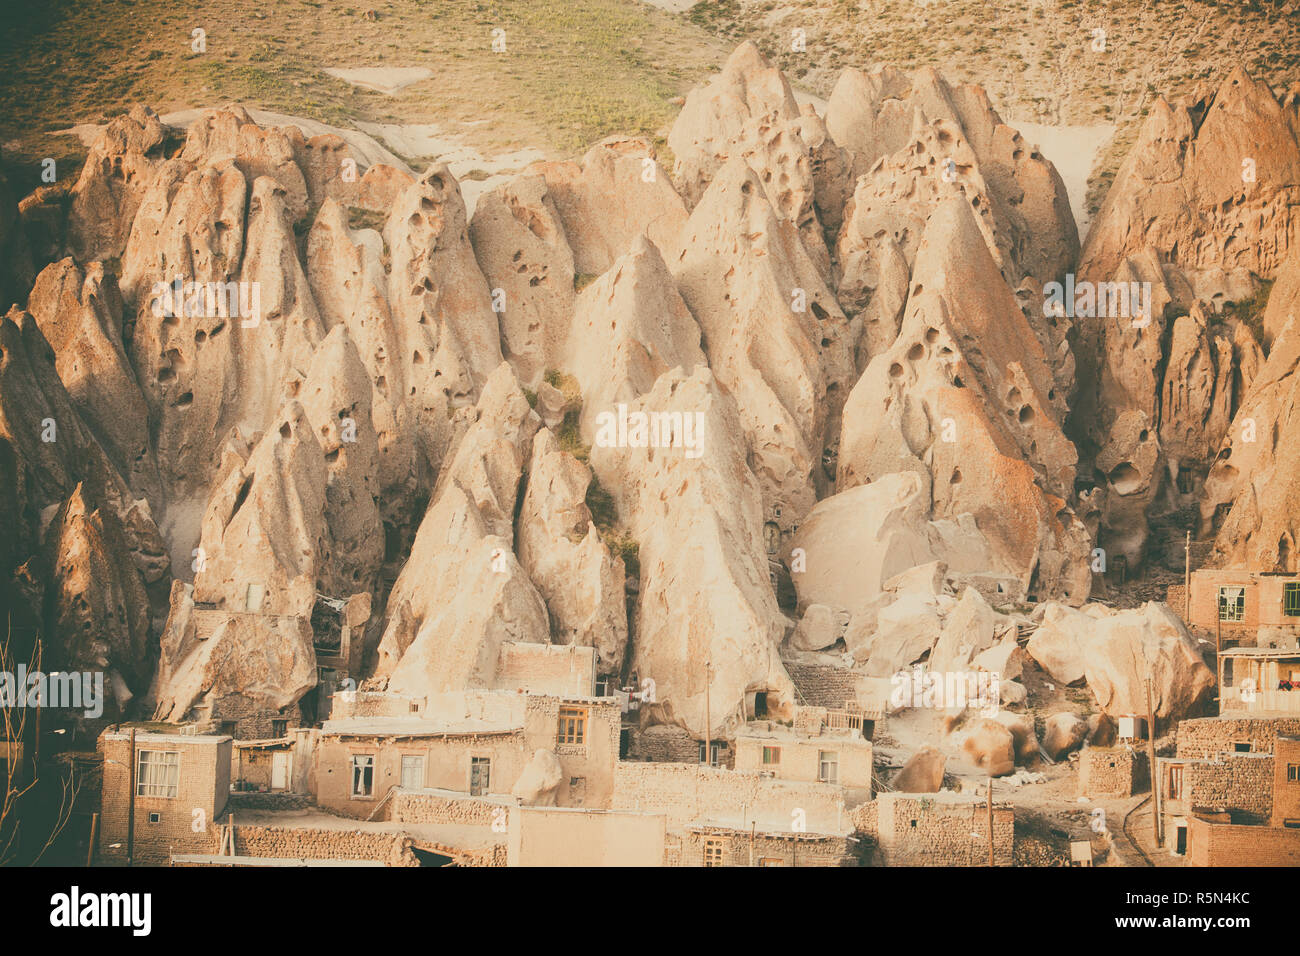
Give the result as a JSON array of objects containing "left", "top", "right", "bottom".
[{"left": 1, "top": 39, "right": 1295, "bottom": 740}]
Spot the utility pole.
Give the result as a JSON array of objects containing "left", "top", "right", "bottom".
[
  {"left": 86, "top": 812, "right": 98, "bottom": 867},
  {"left": 987, "top": 776, "right": 994, "bottom": 867},
  {"left": 1146, "top": 679, "right": 1161, "bottom": 848},
  {"left": 1184, "top": 530, "right": 1191, "bottom": 620},
  {"left": 126, "top": 727, "right": 136, "bottom": 867},
  {"left": 702, "top": 655, "right": 711, "bottom": 768}
]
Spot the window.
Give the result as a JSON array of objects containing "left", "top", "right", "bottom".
[
  {"left": 1286, "top": 583, "right": 1300, "bottom": 618},
  {"left": 350, "top": 754, "right": 374, "bottom": 797},
  {"left": 762, "top": 746, "right": 781, "bottom": 765},
  {"left": 818, "top": 750, "right": 839, "bottom": 785},
  {"left": 470, "top": 757, "right": 491, "bottom": 796},
  {"left": 219, "top": 721, "right": 237, "bottom": 737},
  {"left": 1233, "top": 742, "right": 1253, "bottom": 754},
  {"left": 557, "top": 706, "right": 587, "bottom": 746},
  {"left": 136, "top": 750, "right": 180, "bottom": 798},
  {"left": 1169, "top": 765, "right": 1184, "bottom": 799},
  {"left": 703, "top": 838, "right": 723, "bottom": 867},
  {"left": 147, "top": 812, "right": 161, "bottom": 824},
  {"left": 400, "top": 755, "right": 425, "bottom": 790},
  {"left": 1286, "top": 819, "right": 1300, "bottom": 830},
  {"left": 1219, "top": 586, "right": 1245, "bottom": 622},
  {"left": 271, "top": 719, "right": 288, "bottom": 738},
  {"left": 1289, "top": 764, "right": 1300, "bottom": 784}
]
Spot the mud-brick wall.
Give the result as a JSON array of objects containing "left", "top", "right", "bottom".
[{"left": 385, "top": 790, "right": 503, "bottom": 826}]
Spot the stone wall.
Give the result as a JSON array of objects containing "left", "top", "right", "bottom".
[
  {"left": 384, "top": 789, "right": 508, "bottom": 826},
  {"left": 1176, "top": 717, "right": 1300, "bottom": 759},
  {"left": 1185, "top": 754, "right": 1274, "bottom": 824},
  {"left": 851, "top": 793, "right": 1014, "bottom": 866},
  {"left": 1079, "top": 746, "right": 1148, "bottom": 798},
  {"left": 229, "top": 824, "right": 417, "bottom": 866},
  {"left": 224, "top": 791, "right": 310, "bottom": 813}
]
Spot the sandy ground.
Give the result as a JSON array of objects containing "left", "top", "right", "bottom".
[
  {"left": 356, "top": 121, "right": 546, "bottom": 216},
  {"left": 1012, "top": 120, "right": 1115, "bottom": 241},
  {"left": 321, "top": 67, "right": 434, "bottom": 96},
  {"left": 638, "top": 0, "right": 700, "bottom": 11}
]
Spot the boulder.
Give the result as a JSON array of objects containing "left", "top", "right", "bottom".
[
  {"left": 892, "top": 746, "right": 945, "bottom": 793},
  {"left": 994, "top": 711, "right": 1039, "bottom": 762},
  {"left": 790, "top": 603, "right": 843, "bottom": 652},
  {"left": 512, "top": 749, "right": 565, "bottom": 806},
  {"left": 961, "top": 718, "right": 1017, "bottom": 776},
  {"left": 1043, "top": 712, "right": 1088, "bottom": 760}
]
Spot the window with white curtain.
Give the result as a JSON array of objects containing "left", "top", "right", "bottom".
[{"left": 136, "top": 750, "right": 181, "bottom": 798}]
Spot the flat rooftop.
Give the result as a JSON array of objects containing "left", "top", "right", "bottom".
[
  {"left": 320, "top": 717, "right": 522, "bottom": 738},
  {"left": 1220, "top": 648, "right": 1300, "bottom": 658},
  {"left": 737, "top": 722, "right": 869, "bottom": 745},
  {"left": 171, "top": 854, "right": 386, "bottom": 867},
  {"left": 102, "top": 732, "right": 231, "bottom": 745}
]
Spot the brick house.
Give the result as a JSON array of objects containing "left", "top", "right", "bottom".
[
  {"left": 97, "top": 728, "right": 232, "bottom": 865},
  {"left": 734, "top": 721, "right": 873, "bottom": 798},
  {"left": 1185, "top": 737, "right": 1300, "bottom": 865},
  {"left": 1186, "top": 569, "right": 1300, "bottom": 633},
  {"left": 312, "top": 690, "right": 620, "bottom": 818}
]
